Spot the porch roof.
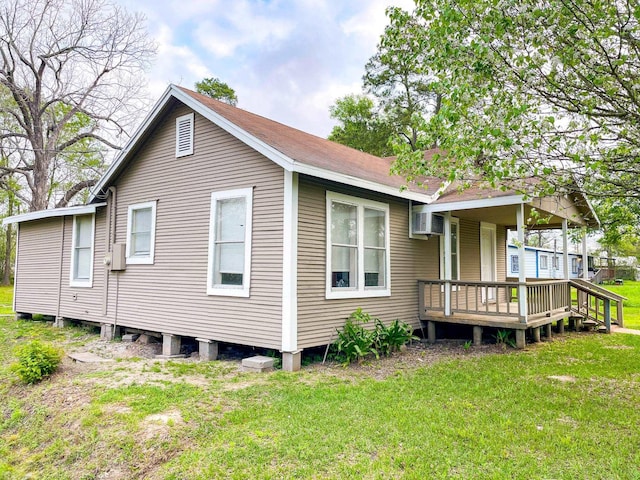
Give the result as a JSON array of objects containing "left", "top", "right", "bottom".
[{"left": 423, "top": 181, "right": 598, "bottom": 229}]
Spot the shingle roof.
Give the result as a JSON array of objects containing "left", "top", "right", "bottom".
[{"left": 177, "top": 87, "right": 444, "bottom": 196}]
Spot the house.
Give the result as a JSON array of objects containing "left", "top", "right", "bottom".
[
  {"left": 4, "top": 85, "right": 621, "bottom": 370},
  {"left": 506, "top": 244, "right": 593, "bottom": 279}
]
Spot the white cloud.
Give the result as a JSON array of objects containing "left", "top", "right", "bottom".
[{"left": 115, "top": 0, "right": 417, "bottom": 137}]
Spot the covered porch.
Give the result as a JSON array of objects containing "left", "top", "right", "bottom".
[
  {"left": 413, "top": 185, "right": 621, "bottom": 347},
  {"left": 418, "top": 278, "right": 624, "bottom": 348}
]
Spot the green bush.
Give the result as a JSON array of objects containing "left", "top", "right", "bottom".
[
  {"left": 11, "top": 341, "right": 63, "bottom": 384},
  {"left": 334, "top": 309, "right": 417, "bottom": 365}
]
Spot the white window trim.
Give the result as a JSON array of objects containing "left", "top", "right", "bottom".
[
  {"left": 325, "top": 191, "right": 391, "bottom": 299},
  {"left": 176, "top": 113, "right": 194, "bottom": 157},
  {"left": 70, "top": 214, "right": 95, "bottom": 288},
  {"left": 440, "top": 216, "right": 460, "bottom": 282},
  {"left": 207, "top": 187, "right": 253, "bottom": 297},
  {"left": 126, "top": 201, "right": 157, "bottom": 265}
]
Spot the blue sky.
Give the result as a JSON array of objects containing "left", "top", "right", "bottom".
[{"left": 117, "top": 0, "right": 415, "bottom": 137}]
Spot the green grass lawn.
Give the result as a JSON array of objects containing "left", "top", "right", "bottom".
[
  {"left": 0, "top": 285, "right": 13, "bottom": 315},
  {"left": 1, "top": 315, "right": 640, "bottom": 479},
  {"left": 605, "top": 280, "right": 640, "bottom": 329}
]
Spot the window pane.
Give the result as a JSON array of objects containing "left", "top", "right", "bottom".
[
  {"left": 132, "top": 232, "right": 150, "bottom": 255},
  {"left": 76, "top": 216, "right": 92, "bottom": 247},
  {"left": 218, "top": 242, "right": 245, "bottom": 273},
  {"left": 331, "top": 202, "right": 357, "bottom": 245},
  {"left": 75, "top": 248, "right": 91, "bottom": 279},
  {"left": 133, "top": 208, "right": 151, "bottom": 234},
  {"left": 217, "top": 197, "right": 246, "bottom": 242},
  {"left": 364, "top": 208, "right": 385, "bottom": 248},
  {"left": 364, "top": 248, "right": 385, "bottom": 287},
  {"left": 331, "top": 245, "right": 357, "bottom": 288}
]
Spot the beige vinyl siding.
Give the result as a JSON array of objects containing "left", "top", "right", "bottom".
[
  {"left": 58, "top": 209, "right": 111, "bottom": 322},
  {"left": 14, "top": 218, "right": 64, "bottom": 316},
  {"left": 458, "top": 218, "right": 480, "bottom": 280},
  {"left": 297, "top": 176, "right": 439, "bottom": 349},
  {"left": 108, "top": 102, "right": 284, "bottom": 349}
]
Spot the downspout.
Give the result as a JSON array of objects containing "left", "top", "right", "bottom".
[{"left": 109, "top": 186, "right": 118, "bottom": 334}]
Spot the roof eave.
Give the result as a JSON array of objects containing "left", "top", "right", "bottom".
[{"left": 3, "top": 203, "right": 107, "bottom": 225}]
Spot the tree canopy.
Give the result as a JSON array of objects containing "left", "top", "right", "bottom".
[
  {"left": 0, "top": 0, "right": 155, "bottom": 211},
  {"left": 389, "top": 0, "right": 640, "bottom": 206},
  {"left": 328, "top": 94, "right": 395, "bottom": 157},
  {"left": 195, "top": 78, "right": 238, "bottom": 106}
]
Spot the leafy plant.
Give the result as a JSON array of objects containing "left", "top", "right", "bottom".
[
  {"left": 334, "top": 308, "right": 379, "bottom": 365},
  {"left": 463, "top": 340, "right": 472, "bottom": 351},
  {"left": 11, "top": 340, "right": 63, "bottom": 384},
  {"left": 494, "top": 330, "right": 516, "bottom": 349},
  {"left": 334, "top": 309, "right": 417, "bottom": 365},
  {"left": 373, "top": 319, "right": 418, "bottom": 357}
]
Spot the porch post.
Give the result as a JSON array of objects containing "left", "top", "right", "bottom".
[
  {"left": 443, "top": 212, "right": 452, "bottom": 317},
  {"left": 516, "top": 204, "right": 528, "bottom": 323},
  {"left": 582, "top": 228, "right": 589, "bottom": 280},
  {"left": 562, "top": 219, "right": 569, "bottom": 280}
]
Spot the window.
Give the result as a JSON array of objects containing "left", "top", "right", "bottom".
[
  {"left": 326, "top": 192, "right": 390, "bottom": 299},
  {"left": 440, "top": 217, "right": 460, "bottom": 280},
  {"left": 552, "top": 255, "right": 559, "bottom": 270},
  {"left": 207, "top": 188, "right": 253, "bottom": 296},
  {"left": 572, "top": 257, "right": 579, "bottom": 275},
  {"left": 176, "top": 113, "right": 194, "bottom": 157},
  {"left": 126, "top": 201, "right": 157, "bottom": 264},
  {"left": 511, "top": 255, "right": 519, "bottom": 274},
  {"left": 540, "top": 255, "right": 548, "bottom": 270},
  {"left": 70, "top": 214, "right": 95, "bottom": 287}
]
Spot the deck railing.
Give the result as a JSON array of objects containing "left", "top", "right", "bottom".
[{"left": 418, "top": 279, "right": 572, "bottom": 322}]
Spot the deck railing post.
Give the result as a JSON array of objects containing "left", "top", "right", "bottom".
[
  {"left": 444, "top": 281, "right": 452, "bottom": 317},
  {"left": 604, "top": 298, "right": 611, "bottom": 333},
  {"left": 418, "top": 281, "right": 426, "bottom": 320},
  {"left": 617, "top": 300, "right": 624, "bottom": 328}
]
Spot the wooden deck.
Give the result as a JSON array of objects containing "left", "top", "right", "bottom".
[{"left": 416, "top": 278, "right": 623, "bottom": 348}]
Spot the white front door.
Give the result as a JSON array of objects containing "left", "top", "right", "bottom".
[{"left": 480, "top": 222, "right": 497, "bottom": 302}]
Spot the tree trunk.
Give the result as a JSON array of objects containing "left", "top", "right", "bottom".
[{"left": 3, "top": 193, "right": 14, "bottom": 285}]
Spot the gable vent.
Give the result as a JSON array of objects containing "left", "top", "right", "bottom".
[{"left": 176, "top": 113, "right": 194, "bottom": 157}]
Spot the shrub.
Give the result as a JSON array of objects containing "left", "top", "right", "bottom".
[
  {"left": 334, "top": 309, "right": 417, "bottom": 365},
  {"left": 11, "top": 341, "right": 64, "bottom": 384}
]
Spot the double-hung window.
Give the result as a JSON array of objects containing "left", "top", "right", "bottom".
[
  {"left": 326, "top": 192, "right": 390, "bottom": 299},
  {"left": 70, "top": 214, "right": 95, "bottom": 287},
  {"left": 207, "top": 188, "right": 253, "bottom": 297},
  {"left": 540, "top": 255, "right": 548, "bottom": 270},
  {"left": 126, "top": 201, "right": 157, "bottom": 264}
]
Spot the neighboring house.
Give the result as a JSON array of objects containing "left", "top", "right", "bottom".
[
  {"left": 5, "top": 85, "right": 608, "bottom": 370},
  {"left": 506, "top": 244, "right": 592, "bottom": 279}
]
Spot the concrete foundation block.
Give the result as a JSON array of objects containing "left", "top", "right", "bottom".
[
  {"left": 122, "top": 333, "right": 140, "bottom": 343},
  {"left": 427, "top": 321, "right": 436, "bottom": 344},
  {"left": 557, "top": 319, "right": 565, "bottom": 334},
  {"left": 162, "top": 333, "right": 181, "bottom": 356},
  {"left": 196, "top": 338, "right": 219, "bottom": 361},
  {"left": 473, "top": 326, "right": 483, "bottom": 346},
  {"left": 100, "top": 323, "right": 120, "bottom": 342},
  {"left": 54, "top": 317, "right": 69, "bottom": 328},
  {"left": 544, "top": 323, "right": 552, "bottom": 339},
  {"left": 532, "top": 327, "right": 541, "bottom": 343},
  {"left": 242, "top": 355, "right": 275, "bottom": 373},
  {"left": 515, "top": 329, "right": 526, "bottom": 349},
  {"left": 282, "top": 350, "right": 302, "bottom": 372}
]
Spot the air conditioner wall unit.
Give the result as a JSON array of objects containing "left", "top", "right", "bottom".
[{"left": 411, "top": 206, "right": 445, "bottom": 236}]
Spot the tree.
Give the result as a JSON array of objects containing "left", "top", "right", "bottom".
[
  {"left": 328, "top": 94, "right": 395, "bottom": 156},
  {"left": 0, "top": 0, "right": 155, "bottom": 212},
  {"left": 195, "top": 78, "right": 238, "bottom": 106},
  {"left": 364, "top": 7, "right": 441, "bottom": 150},
  {"left": 389, "top": 0, "right": 640, "bottom": 205}
]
